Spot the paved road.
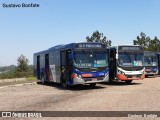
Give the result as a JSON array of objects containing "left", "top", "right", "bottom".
[{"left": 0, "top": 76, "right": 160, "bottom": 119}]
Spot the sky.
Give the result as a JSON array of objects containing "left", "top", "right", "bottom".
[{"left": 0, "top": 0, "right": 160, "bottom": 66}]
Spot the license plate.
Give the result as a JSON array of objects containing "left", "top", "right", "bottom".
[
  {"left": 146, "top": 69, "right": 150, "bottom": 72},
  {"left": 92, "top": 78, "right": 97, "bottom": 81},
  {"left": 132, "top": 76, "right": 136, "bottom": 78}
]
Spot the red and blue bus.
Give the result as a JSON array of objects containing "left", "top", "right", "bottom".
[{"left": 34, "top": 42, "right": 109, "bottom": 87}]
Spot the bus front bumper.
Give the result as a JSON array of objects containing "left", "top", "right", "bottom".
[
  {"left": 145, "top": 70, "right": 158, "bottom": 75},
  {"left": 73, "top": 74, "right": 109, "bottom": 85},
  {"left": 117, "top": 73, "right": 145, "bottom": 80}
]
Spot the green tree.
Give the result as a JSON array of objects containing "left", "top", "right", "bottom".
[
  {"left": 133, "top": 32, "right": 150, "bottom": 51},
  {"left": 133, "top": 32, "right": 160, "bottom": 52},
  {"left": 16, "top": 54, "right": 29, "bottom": 72},
  {"left": 148, "top": 36, "right": 160, "bottom": 52},
  {"left": 86, "top": 30, "right": 111, "bottom": 46}
]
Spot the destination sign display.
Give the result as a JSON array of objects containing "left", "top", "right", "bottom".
[
  {"left": 144, "top": 51, "right": 157, "bottom": 56},
  {"left": 75, "top": 43, "right": 105, "bottom": 48},
  {"left": 118, "top": 46, "right": 142, "bottom": 51}
]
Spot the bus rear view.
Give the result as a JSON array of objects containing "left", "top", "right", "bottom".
[{"left": 108, "top": 45, "right": 145, "bottom": 84}]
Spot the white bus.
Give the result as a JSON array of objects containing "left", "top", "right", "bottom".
[{"left": 108, "top": 45, "right": 145, "bottom": 83}]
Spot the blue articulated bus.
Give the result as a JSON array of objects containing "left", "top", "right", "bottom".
[
  {"left": 144, "top": 51, "right": 158, "bottom": 76},
  {"left": 34, "top": 42, "right": 109, "bottom": 87}
]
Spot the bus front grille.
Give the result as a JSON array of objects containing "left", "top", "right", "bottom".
[
  {"left": 83, "top": 77, "right": 104, "bottom": 82},
  {"left": 125, "top": 74, "right": 142, "bottom": 78}
]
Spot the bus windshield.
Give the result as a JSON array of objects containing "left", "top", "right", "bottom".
[
  {"left": 118, "top": 52, "right": 143, "bottom": 67},
  {"left": 73, "top": 50, "right": 108, "bottom": 68},
  {"left": 144, "top": 56, "right": 158, "bottom": 66}
]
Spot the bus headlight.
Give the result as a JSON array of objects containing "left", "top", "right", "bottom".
[
  {"left": 118, "top": 70, "right": 125, "bottom": 75},
  {"left": 78, "top": 74, "right": 82, "bottom": 78},
  {"left": 71, "top": 73, "right": 82, "bottom": 79}
]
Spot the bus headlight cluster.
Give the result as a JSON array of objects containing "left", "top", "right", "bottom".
[
  {"left": 118, "top": 70, "right": 125, "bottom": 75},
  {"left": 78, "top": 74, "right": 82, "bottom": 78},
  {"left": 71, "top": 73, "right": 82, "bottom": 79},
  {"left": 75, "top": 73, "right": 82, "bottom": 78},
  {"left": 74, "top": 73, "right": 82, "bottom": 78}
]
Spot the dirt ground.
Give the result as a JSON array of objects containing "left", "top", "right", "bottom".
[{"left": 0, "top": 76, "right": 160, "bottom": 120}]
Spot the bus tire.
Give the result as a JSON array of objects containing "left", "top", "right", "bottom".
[
  {"left": 109, "top": 80, "right": 114, "bottom": 84},
  {"left": 90, "top": 83, "right": 96, "bottom": 87},
  {"left": 125, "top": 80, "right": 132, "bottom": 84},
  {"left": 41, "top": 73, "right": 45, "bottom": 84},
  {"left": 60, "top": 74, "right": 68, "bottom": 88},
  {"left": 62, "top": 82, "right": 67, "bottom": 88}
]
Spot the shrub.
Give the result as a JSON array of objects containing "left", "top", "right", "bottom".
[{"left": 0, "top": 67, "right": 34, "bottom": 79}]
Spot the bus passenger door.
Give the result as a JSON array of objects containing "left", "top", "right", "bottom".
[
  {"left": 158, "top": 55, "right": 160, "bottom": 75},
  {"left": 109, "top": 49, "right": 117, "bottom": 80},
  {"left": 45, "top": 54, "right": 50, "bottom": 81},
  {"left": 60, "top": 50, "right": 72, "bottom": 84},
  {"left": 37, "top": 56, "right": 40, "bottom": 79}
]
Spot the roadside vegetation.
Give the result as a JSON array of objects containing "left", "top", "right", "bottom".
[{"left": 0, "top": 54, "right": 34, "bottom": 79}]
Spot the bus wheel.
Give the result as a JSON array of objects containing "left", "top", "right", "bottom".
[
  {"left": 90, "top": 83, "right": 96, "bottom": 87},
  {"left": 125, "top": 80, "right": 132, "bottom": 84},
  {"left": 62, "top": 81, "right": 68, "bottom": 88},
  {"left": 41, "top": 74, "right": 45, "bottom": 84}
]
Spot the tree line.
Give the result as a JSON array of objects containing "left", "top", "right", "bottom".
[
  {"left": 86, "top": 30, "right": 160, "bottom": 52},
  {"left": 133, "top": 32, "right": 160, "bottom": 52}
]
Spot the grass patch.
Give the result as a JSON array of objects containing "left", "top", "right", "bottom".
[{"left": 26, "top": 76, "right": 37, "bottom": 81}]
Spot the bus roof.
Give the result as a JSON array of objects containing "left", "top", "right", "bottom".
[
  {"left": 34, "top": 42, "right": 105, "bottom": 55},
  {"left": 108, "top": 45, "right": 141, "bottom": 48}
]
